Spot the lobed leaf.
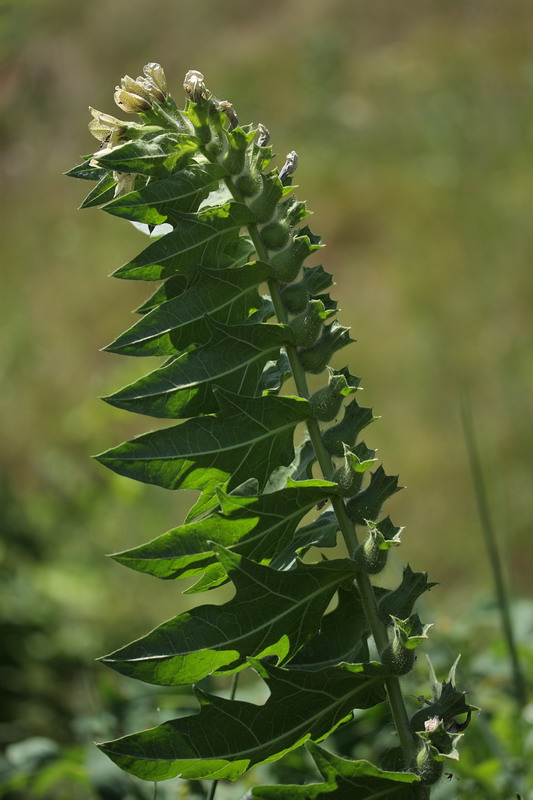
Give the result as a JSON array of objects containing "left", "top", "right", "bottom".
[
  {"left": 110, "top": 479, "right": 337, "bottom": 583},
  {"left": 253, "top": 741, "right": 420, "bottom": 799},
  {"left": 65, "top": 158, "right": 109, "bottom": 181},
  {"left": 96, "top": 390, "right": 312, "bottom": 517},
  {"left": 79, "top": 173, "right": 116, "bottom": 208},
  {"left": 112, "top": 202, "right": 255, "bottom": 281},
  {"left": 287, "top": 586, "right": 370, "bottom": 671},
  {"left": 103, "top": 320, "right": 294, "bottom": 418},
  {"left": 101, "top": 163, "right": 226, "bottom": 224},
  {"left": 93, "top": 133, "right": 199, "bottom": 176},
  {"left": 346, "top": 466, "right": 403, "bottom": 525},
  {"left": 104, "top": 262, "right": 270, "bottom": 356},
  {"left": 98, "top": 660, "right": 386, "bottom": 782},
  {"left": 100, "top": 550, "right": 359, "bottom": 685}
]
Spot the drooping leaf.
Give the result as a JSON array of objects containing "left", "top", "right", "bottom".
[
  {"left": 101, "top": 163, "right": 226, "bottom": 224},
  {"left": 96, "top": 390, "right": 312, "bottom": 516},
  {"left": 98, "top": 660, "right": 386, "bottom": 782},
  {"left": 103, "top": 320, "right": 294, "bottom": 418},
  {"left": 104, "top": 262, "right": 269, "bottom": 356},
  {"left": 110, "top": 480, "right": 336, "bottom": 583},
  {"left": 100, "top": 550, "right": 359, "bottom": 685},
  {"left": 112, "top": 202, "right": 255, "bottom": 281},
  {"left": 252, "top": 742, "right": 420, "bottom": 799}
]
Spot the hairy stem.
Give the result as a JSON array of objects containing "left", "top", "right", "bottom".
[{"left": 219, "top": 173, "right": 415, "bottom": 765}]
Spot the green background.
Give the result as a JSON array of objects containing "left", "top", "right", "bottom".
[{"left": 1, "top": 0, "right": 532, "bottom": 791}]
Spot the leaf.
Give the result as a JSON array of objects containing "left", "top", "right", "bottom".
[
  {"left": 409, "top": 680, "right": 477, "bottom": 735},
  {"left": 265, "top": 437, "right": 317, "bottom": 493},
  {"left": 258, "top": 351, "right": 292, "bottom": 396},
  {"left": 97, "top": 660, "right": 386, "bottom": 782},
  {"left": 110, "top": 480, "right": 336, "bottom": 583},
  {"left": 112, "top": 202, "right": 256, "bottom": 281},
  {"left": 252, "top": 742, "right": 420, "bottom": 799},
  {"left": 104, "top": 262, "right": 270, "bottom": 356},
  {"left": 101, "top": 163, "right": 226, "bottom": 224},
  {"left": 134, "top": 274, "right": 190, "bottom": 314},
  {"left": 79, "top": 173, "right": 116, "bottom": 208},
  {"left": 103, "top": 321, "right": 295, "bottom": 418},
  {"left": 287, "top": 586, "right": 369, "bottom": 671},
  {"left": 271, "top": 510, "right": 339, "bottom": 571},
  {"left": 346, "top": 467, "right": 403, "bottom": 525},
  {"left": 133, "top": 236, "right": 254, "bottom": 315},
  {"left": 93, "top": 133, "right": 199, "bottom": 176},
  {"left": 100, "top": 551, "right": 359, "bottom": 686},
  {"left": 377, "top": 566, "right": 437, "bottom": 624},
  {"left": 65, "top": 158, "right": 108, "bottom": 181},
  {"left": 96, "top": 390, "right": 312, "bottom": 516}
]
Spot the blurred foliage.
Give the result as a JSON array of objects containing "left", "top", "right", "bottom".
[{"left": 1, "top": 0, "right": 532, "bottom": 796}]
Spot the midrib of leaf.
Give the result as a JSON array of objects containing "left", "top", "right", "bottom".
[{"left": 105, "top": 414, "right": 302, "bottom": 462}]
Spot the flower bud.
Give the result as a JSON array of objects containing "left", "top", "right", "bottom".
[
  {"left": 88, "top": 107, "right": 129, "bottom": 145},
  {"left": 412, "top": 739, "right": 444, "bottom": 786},
  {"left": 298, "top": 322, "right": 352, "bottom": 376},
  {"left": 113, "top": 171, "right": 136, "bottom": 198},
  {"left": 183, "top": 69, "right": 211, "bottom": 102},
  {"left": 143, "top": 62, "right": 167, "bottom": 96},
  {"left": 332, "top": 441, "right": 376, "bottom": 495},
  {"left": 114, "top": 87, "right": 152, "bottom": 114},
  {"left": 289, "top": 299, "right": 333, "bottom": 348},
  {"left": 353, "top": 520, "right": 396, "bottom": 574},
  {"left": 279, "top": 150, "right": 298, "bottom": 184},
  {"left": 218, "top": 100, "right": 239, "bottom": 129},
  {"left": 135, "top": 75, "right": 166, "bottom": 104},
  {"left": 121, "top": 74, "right": 154, "bottom": 102},
  {"left": 310, "top": 370, "right": 358, "bottom": 423},
  {"left": 380, "top": 615, "right": 431, "bottom": 676},
  {"left": 257, "top": 123, "right": 270, "bottom": 147}
]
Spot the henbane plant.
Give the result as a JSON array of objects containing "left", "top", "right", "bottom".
[{"left": 68, "top": 63, "right": 475, "bottom": 798}]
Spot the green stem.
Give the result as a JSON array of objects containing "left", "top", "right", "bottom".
[
  {"left": 268, "top": 276, "right": 415, "bottom": 764},
  {"left": 218, "top": 173, "right": 415, "bottom": 764},
  {"left": 461, "top": 396, "right": 527, "bottom": 707},
  {"left": 206, "top": 673, "right": 240, "bottom": 800}
]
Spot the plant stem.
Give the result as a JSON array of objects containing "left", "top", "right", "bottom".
[
  {"left": 219, "top": 173, "right": 416, "bottom": 764},
  {"left": 461, "top": 396, "right": 527, "bottom": 707},
  {"left": 267, "top": 276, "right": 415, "bottom": 765},
  {"left": 206, "top": 673, "right": 240, "bottom": 800}
]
